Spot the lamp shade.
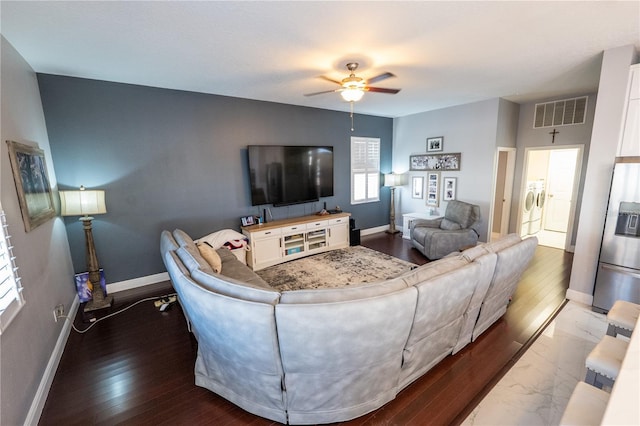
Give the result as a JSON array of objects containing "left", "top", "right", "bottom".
[
  {"left": 341, "top": 88, "right": 365, "bottom": 102},
  {"left": 384, "top": 173, "right": 402, "bottom": 187},
  {"left": 60, "top": 189, "right": 106, "bottom": 216}
]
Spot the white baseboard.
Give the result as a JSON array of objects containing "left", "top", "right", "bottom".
[
  {"left": 565, "top": 288, "right": 593, "bottom": 306},
  {"left": 361, "top": 225, "right": 390, "bottom": 236},
  {"left": 106, "top": 272, "right": 169, "bottom": 294},
  {"left": 25, "top": 295, "right": 80, "bottom": 426}
]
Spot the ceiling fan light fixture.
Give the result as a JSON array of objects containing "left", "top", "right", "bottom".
[{"left": 341, "top": 87, "right": 364, "bottom": 102}]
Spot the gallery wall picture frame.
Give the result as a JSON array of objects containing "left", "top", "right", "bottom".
[
  {"left": 443, "top": 177, "right": 457, "bottom": 201},
  {"left": 426, "top": 136, "right": 444, "bottom": 152},
  {"left": 409, "top": 152, "right": 461, "bottom": 171},
  {"left": 6, "top": 140, "right": 56, "bottom": 232},
  {"left": 241, "top": 215, "right": 255, "bottom": 227},
  {"left": 411, "top": 176, "right": 424, "bottom": 199},
  {"left": 426, "top": 172, "right": 440, "bottom": 207}
]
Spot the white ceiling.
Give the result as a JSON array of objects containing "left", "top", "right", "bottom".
[{"left": 2, "top": 1, "right": 639, "bottom": 118}]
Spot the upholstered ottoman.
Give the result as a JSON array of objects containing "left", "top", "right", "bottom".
[
  {"left": 606, "top": 300, "right": 640, "bottom": 338},
  {"left": 585, "top": 335, "right": 628, "bottom": 390},
  {"left": 560, "top": 381, "right": 610, "bottom": 426}
]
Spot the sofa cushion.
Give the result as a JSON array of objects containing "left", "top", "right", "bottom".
[
  {"left": 216, "top": 249, "right": 272, "bottom": 289},
  {"left": 176, "top": 244, "right": 215, "bottom": 275},
  {"left": 216, "top": 247, "right": 238, "bottom": 262},
  {"left": 173, "top": 229, "right": 196, "bottom": 249},
  {"left": 483, "top": 233, "right": 521, "bottom": 253},
  {"left": 445, "top": 201, "right": 477, "bottom": 229},
  {"left": 197, "top": 242, "right": 222, "bottom": 273},
  {"left": 440, "top": 218, "right": 462, "bottom": 231},
  {"left": 191, "top": 268, "right": 280, "bottom": 304},
  {"left": 160, "top": 230, "right": 179, "bottom": 253},
  {"left": 399, "top": 256, "right": 469, "bottom": 287},
  {"left": 279, "top": 277, "right": 408, "bottom": 304},
  {"left": 460, "top": 244, "right": 490, "bottom": 261}
]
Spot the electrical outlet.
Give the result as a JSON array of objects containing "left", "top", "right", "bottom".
[{"left": 53, "top": 304, "right": 65, "bottom": 322}]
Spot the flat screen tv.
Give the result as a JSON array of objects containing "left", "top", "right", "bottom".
[{"left": 248, "top": 145, "right": 334, "bottom": 206}]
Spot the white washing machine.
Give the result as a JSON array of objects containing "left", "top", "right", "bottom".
[
  {"left": 529, "top": 180, "right": 546, "bottom": 234},
  {"left": 521, "top": 182, "right": 536, "bottom": 237}
]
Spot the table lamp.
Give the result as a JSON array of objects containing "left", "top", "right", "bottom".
[{"left": 60, "top": 186, "right": 112, "bottom": 311}]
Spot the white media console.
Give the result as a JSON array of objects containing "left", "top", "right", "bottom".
[{"left": 241, "top": 212, "right": 351, "bottom": 271}]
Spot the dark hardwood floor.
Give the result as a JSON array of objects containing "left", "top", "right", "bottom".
[{"left": 39, "top": 233, "right": 572, "bottom": 426}]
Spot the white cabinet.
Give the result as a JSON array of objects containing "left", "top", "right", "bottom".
[
  {"left": 327, "top": 217, "right": 349, "bottom": 248},
  {"left": 618, "top": 64, "right": 640, "bottom": 157},
  {"left": 243, "top": 213, "right": 350, "bottom": 270},
  {"left": 247, "top": 228, "right": 282, "bottom": 269},
  {"left": 402, "top": 212, "right": 442, "bottom": 239}
]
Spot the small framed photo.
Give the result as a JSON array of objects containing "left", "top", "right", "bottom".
[
  {"left": 426, "top": 172, "right": 440, "bottom": 207},
  {"left": 443, "top": 177, "right": 457, "bottom": 201},
  {"left": 426, "top": 136, "right": 444, "bottom": 152},
  {"left": 241, "top": 215, "right": 255, "bottom": 227},
  {"left": 412, "top": 176, "right": 424, "bottom": 199}
]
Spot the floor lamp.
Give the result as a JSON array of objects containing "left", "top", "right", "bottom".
[
  {"left": 384, "top": 173, "right": 401, "bottom": 234},
  {"left": 60, "top": 186, "right": 113, "bottom": 312}
]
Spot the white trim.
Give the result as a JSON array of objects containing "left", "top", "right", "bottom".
[
  {"left": 25, "top": 296, "right": 80, "bottom": 426},
  {"left": 565, "top": 288, "right": 593, "bottom": 306},
  {"left": 361, "top": 225, "right": 390, "bottom": 236},
  {"left": 106, "top": 272, "right": 169, "bottom": 294}
]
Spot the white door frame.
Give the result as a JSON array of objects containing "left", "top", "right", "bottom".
[
  {"left": 489, "top": 147, "right": 516, "bottom": 241},
  {"left": 520, "top": 145, "right": 584, "bottom": 251}
]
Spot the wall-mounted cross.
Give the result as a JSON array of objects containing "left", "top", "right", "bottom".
[{"left": 549, "top": 128, "right": 560, "bottom": 144}]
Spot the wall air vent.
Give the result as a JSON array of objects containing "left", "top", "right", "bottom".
[{"left": 533, "top": 96, "right": 587, "bottom": 128}]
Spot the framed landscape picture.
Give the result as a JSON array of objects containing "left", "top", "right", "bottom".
[
  {"left": 6, "top": 140, "right": 56, "bottom": 232},
  {"left": 410, "top": 152, "right": 461, "bottom": 171}
]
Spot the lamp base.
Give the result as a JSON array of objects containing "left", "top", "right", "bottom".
[
  {"left": 385, "top": 229, "right": 401, "bottom": 234},
  {"left": 84, "top": 295, "right": 114, "bottom": 312}
]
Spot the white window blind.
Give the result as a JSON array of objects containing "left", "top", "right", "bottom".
[
  {"left": 351, "top": 137, "right": 380, "bottom": 204},
  {"left": 0, "top": 209, "right": 24, "bottom": 334}
]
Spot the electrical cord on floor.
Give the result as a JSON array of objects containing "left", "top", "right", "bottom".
[{"left": 58, "top": 292, "right": 178, "bottom": 334}]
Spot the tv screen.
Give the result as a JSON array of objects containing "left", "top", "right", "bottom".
[{"left": 248, "top": 145, "right": 334, "bottom": 206}]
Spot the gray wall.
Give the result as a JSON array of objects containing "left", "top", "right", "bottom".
[
  {"left": 392, "top": 98, "right": 513, "bottom": 242},
  {"left": 1, "top": 37, "right": 76, "bottom": 426},
  {"left": 37, "top": 74, "right": 393, "bottom": 283},
  {"left": 511, "top": 92, "right": 597, "bottom": 245}
]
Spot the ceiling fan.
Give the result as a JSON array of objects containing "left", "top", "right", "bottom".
[{"left": 304, "top": 62, "right": 400, "bottom": 102}]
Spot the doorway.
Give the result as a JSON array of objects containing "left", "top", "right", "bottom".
[
  {"left": 520, "top": 146, "right": 583, "bottom": 250},
  {"left": 490, "top": 148, "right": 516, "bottom": 241}
]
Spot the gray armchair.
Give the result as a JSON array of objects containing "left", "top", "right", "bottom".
[{"left": 410, "top": 200, "right": 481, "bottom": 260}]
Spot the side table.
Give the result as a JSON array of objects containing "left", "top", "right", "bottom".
[{"left": 402, "top": 212, "right": 442, "bottom": 239}]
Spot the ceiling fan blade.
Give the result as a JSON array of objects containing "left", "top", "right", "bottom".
[
  {"left": 319, "top": 76, "right": 342, "bottom": 85},
  {"left": 366, "top": 87, "right": 401, "bottom": 94},
  {"left": 366, "top": 72, "right": 395, "bottom": 85},
  {"left": 304, "top": 89, "right": 340, "bottom": 97}
]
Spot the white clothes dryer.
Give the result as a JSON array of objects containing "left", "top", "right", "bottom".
[
  {"left": 521, "top": 182, "right": 536, "bottom": 237},
  {"left": 529, "top": 180, "right": 546, "bottom": 234}
]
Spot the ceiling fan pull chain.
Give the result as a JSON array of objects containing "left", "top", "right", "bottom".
[{"left": 350, "top": 101, "right": 355, "bottom": 131}]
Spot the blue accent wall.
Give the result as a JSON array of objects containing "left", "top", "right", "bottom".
[{"left": 37, "top": 74, "right": 393, "bottom": 283}]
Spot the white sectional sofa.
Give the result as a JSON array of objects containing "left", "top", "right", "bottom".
[{"left": 160, "top": 229, "right": 537, "bottom": 424}]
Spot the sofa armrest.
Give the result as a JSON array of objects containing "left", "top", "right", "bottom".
[{"left": 411, "top": 218, "right": 443, "bottom": 230}]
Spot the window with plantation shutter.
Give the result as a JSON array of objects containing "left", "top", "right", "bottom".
[
  {"left": 0, "top": 208, "right": 24, "bottom": 334},
  {"left": 351, "top": 137, "right": 380, "bottom": 204}
]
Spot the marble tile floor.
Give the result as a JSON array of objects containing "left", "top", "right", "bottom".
[{"left": 463, "top": 301, "right": 609, "bottom": 426}]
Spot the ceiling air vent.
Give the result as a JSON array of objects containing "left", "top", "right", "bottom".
[{"left": 533, "top": 96, "right": 587, "bottom": 128}]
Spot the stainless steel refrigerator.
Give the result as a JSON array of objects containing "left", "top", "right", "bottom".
[{"left": 593, "top": 157, "right": 640, "bottom": 313}]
